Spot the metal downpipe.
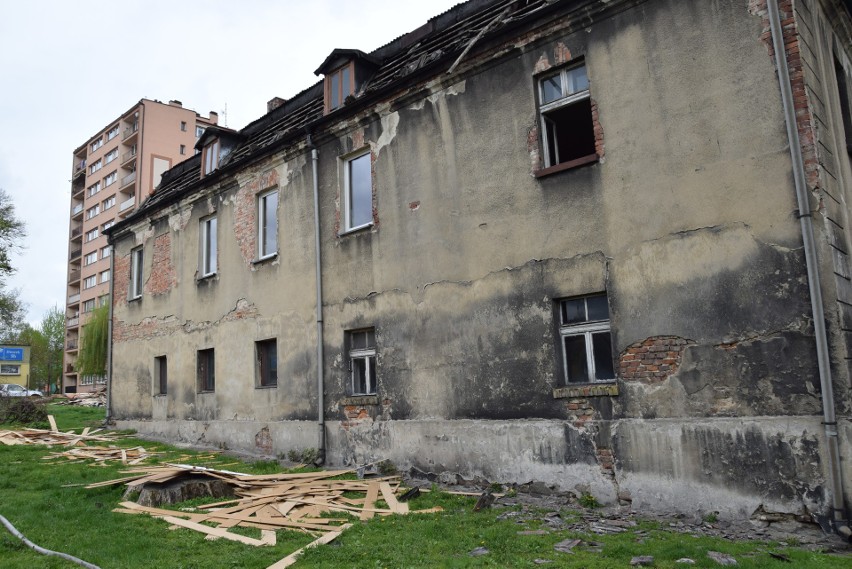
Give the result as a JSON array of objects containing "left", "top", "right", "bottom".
[
  {"left": 767, "top": 0, "right": 849, "bottom": 535},
  {"left": 309, "top": 135, "right": 326, "bottom": 465}
]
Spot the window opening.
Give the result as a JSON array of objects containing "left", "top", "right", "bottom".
[
  {"left": 538, "top": 63, "right": 596, "bottom": 169},
  {"left": 558, "top": 294, "right": 614, "bottom": 383},
  {"left": 348, "top": 328, "right": 376, "bottom": 395}
]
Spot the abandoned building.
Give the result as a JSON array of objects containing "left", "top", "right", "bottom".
[{"left": 106, "top": 0, "right": 852, "bottom": 531}]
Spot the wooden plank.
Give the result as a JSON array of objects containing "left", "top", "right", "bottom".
[
  {"left": 380, "top": 482, "right": 408, "bottom": 514},
  {"left": 47, "top": 415, "right": 58, "bottom": 433},
  {"left": 266, "top": 524, "right": 352, "bottom": 569},
  {"left": 360, "top": 481, "right": 379, "bottom": 520},
  {"left": 159, "top": 516, "right": 272, "bottom": 546}
]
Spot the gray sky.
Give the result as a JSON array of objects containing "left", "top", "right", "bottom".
[{"left": 0, "top": 0, "right": 461, "bottom": 326}]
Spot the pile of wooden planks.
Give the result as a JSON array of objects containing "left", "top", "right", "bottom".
[
  {"left": 0, "top": 416, "right": 122, "bottom": 448},
  {"left": 89, "top": 464, "right": 441, "bottom": 568},
  {"left": 43, "top": 445, "right": 157, "bottom": 465},
  {"left": 55, "top": 388, "right": 107, "bottom": 407}
]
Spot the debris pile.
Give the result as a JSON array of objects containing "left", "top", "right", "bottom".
[
  {"left": 0, "top": 416, "right": 121, "bottom": 447},
  {"left": 57, "top": 388, "right": 106, "bottom": 407},
  {"left": 87, "top": 464, "right": 442, "bottom": 568}
]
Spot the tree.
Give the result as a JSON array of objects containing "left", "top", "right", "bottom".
[
  {"left": 39, "top": 306, "right": 64, "bottom": 393},
  {"left": 0, "top": 189, "right": 26, "bottom": 342},
  {"left": 76, "top": 304, "right": 109, "bottom": 378}
]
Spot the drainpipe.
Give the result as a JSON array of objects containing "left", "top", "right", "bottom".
[
  {"left": 308, "top": 133, "right": 326, "bottom": 465},
  {"left": 105, "top": 243, "right": 115, "bottom": 424},
  {"left": 767, "top": 0, "right": 850, "bottom": 537}
]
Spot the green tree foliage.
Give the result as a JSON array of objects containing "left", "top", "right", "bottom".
[
  {"left": 76, "top": 304, "right": 109, "bottom": 378},
  {"left": 5, "top": 307, "right": 64, "bottom": 391},
  {"left": 0, "top": 188, "right": 26, "bottom": 341}
]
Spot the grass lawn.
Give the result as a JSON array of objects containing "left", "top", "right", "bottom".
[{"left": 0, "top": 403, "right": 850, "bottom": 568}]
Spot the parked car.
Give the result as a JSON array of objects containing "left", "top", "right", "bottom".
[{"left": 0, "top": 383, "right": 43, "bottom": 397}]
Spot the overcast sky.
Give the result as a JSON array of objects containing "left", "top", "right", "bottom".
[{"left": 0, "top": 0, "right": 461, "bottom": 326}]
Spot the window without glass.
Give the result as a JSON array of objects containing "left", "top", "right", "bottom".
[
  {"left": 130, "top": 247, "right": 143, "bottom": 299},
  {"left": 558, "top": 294, "right": 614, "bottom": 384},
  {"left": 256, "top": 339, "right": 278, "bottom": 387},
  {"left": 197, "top": 348, "right": 215, "bottom": 392},
  {"left": 200, "top": 215, "right": 217, "bottom": 277},
  {"left": 258, "top": 190, "right": 278, "bottom": 259},
  {"left": 537, "top": 63, "right": 596, "bottom": 170},
  {"left": 155, "top": 355, "right": 167, "bottom": 395},
  {"left": 180, "top": 144, "right": 186, "bottom": 155},
  {"left": 348, "top": 328, "right": 376, "bottom": 395},
  {"left": 203, "top": 140, "right": 220, "bottom": 175},
  {"left": 344, "top": 152, "right": 372, "bottom": 231}
]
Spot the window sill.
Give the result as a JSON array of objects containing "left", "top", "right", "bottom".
[
  {"left": 129, "top": 295, "right": 142, "bottom": 303},
  {"left": 252, "top": 253, "right": 278, "bottom": 266},
  {"left": 256, "top": 384, "right": 277, "bottom": 390},
  {"left": 338, "top": 223, "right": 374, "bottom": 237},
  {"left": 552, "top": 382, "right": 618, "bottom": 399},
  {"left": 197, "top": 272, "right": 217, "bottom": 282},
  {"left": 197, "top": 390, "right": 215, "bottom": 395},
  {"left": 341, "top": 395, "right": 379, "bottom": 405},
  {"left": 153, "top": 393, "right": 166, "bottom": 398},
  {"left": 534, "top": 153, "right": 598, "bottom": 179}
]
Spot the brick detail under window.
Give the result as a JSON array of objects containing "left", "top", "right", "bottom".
[
  {"left": 565, "top": 397, "right": 596, "bottom": 429},
  {"left": 113, "top": 253, "right": 130, "bottom": 308},
  {"left": 233, "top": 168, "right": 279, "bottom": 265},
  {"left": 619, "top": 336, "right": 695, "bottom": 383},
  {"left": 591, "top": 98, "right": 605, "bottom": 159},
  {"left": 596, "top": 447, "right": 615, "bottom": 480},
  {"left": 145, "top": 233, "right": 176, "bottom": 296}
]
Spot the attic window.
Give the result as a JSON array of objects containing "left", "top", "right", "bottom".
[
  {"left": 325, "top": 62, "right": 355, "bottom": 113},
  {"left": 202, "top": 139, "right": 220, "bottom": 177}
]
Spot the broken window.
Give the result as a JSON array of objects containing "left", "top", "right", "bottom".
[
  {"left": 130, "top": 246, "right": 143, "bottom": 299},
  {"left": 202, "top": 139, "right": 220, "bottom": 176},
  {"left": 199, "top": 215, "right": 217, "bottom": 277},
  {"left": 344, "top": 152, "right": 372, "bottom": 232},
  {"left": 558, "top": 294, "right": 614, "bottom": 384},
  {"left": 258, "top": 189, "right": 278, "bottom": 259},
  {"left": 256, "top": 338, "right": 278, "bottom": 388},
  {"left": 197, "top": 348, "right": 215, "bottom": 392},
  {"left": 537, "top": 63, "right": 597, "bottom": 172},
  {"left": 348, "top": 328, "right": 376, "bottom": 395},
  {"left": 155, "top": 355, "right": 167, "bottom": 395},
  {"left": 835, "top": 58, "right": 852, "bottom": 158}
]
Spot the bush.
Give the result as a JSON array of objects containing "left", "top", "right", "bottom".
[{"left": 0, "top": 397, "right": 48, "bottom": 425}]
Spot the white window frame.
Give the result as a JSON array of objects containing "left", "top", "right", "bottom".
[
  {"left": 0, "top": 364, "right": 20, "bottom": 375},
  {"left": 104, "top": 148, "right": 118, "bottom": 164},
  {"left": 102, "top": 220, "right": 114, "bottom": 231},
  {"left": 106, "top": 125, "right": 119, "bottom": 141},
  {"left": 100, "top": 269, "right": 110, "bottom": 283},
  {"left": 203, "top": 140, "right": 220, "bottom": 175},
  {"left": 537, "top": 63, "right": 593, "bottom": 168},
  {"left": 89, "top": 159, "right": 102, "bottom": 174},
  {"left": 257, "top": 189, "right": 278, "bottom": 260},
  {"left": 83, "top": 299, "right": 96, "bottom": 312},
  {"left": 101, "top": 246, "right": 111, "bottom": 259},
  {"left": 86, "top": 228, "right": 99, "bottom": 242},
  {"left": 86, "top": 204, "right": 99, "bottom": 219},
  {"left": 130, "top": 246, "right": 143, "bottom": 299},
  {"left": 348, "top": 329, "right": 377, "bottom": 396},
  {"left": 199, "top": 215, "right": 217, "bottom": 277},
  {"left": 343, "top": 151, "right": 373, "bottom": 232},
  {"left": 87, "top": 182, "right": 101, "bottom": 197},
  {"left": 103, "top": 196, "right": 116, "bottom": 210},
  {"left": 84, "top": 252, "right": 98, "bottom": 265},
  {"left": 558, "top": 295, "right": 614, "bottom": 384},
  {"left": 83, "top": 275, "right": 97, "bottom": 289},
  {"left": 104, "top": 171, "right": 117, "bottom": 186},
  {"left": 91, "top": 138, "right": 102, "bottom": 152}
]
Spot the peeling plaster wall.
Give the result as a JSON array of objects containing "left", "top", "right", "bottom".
[{"left": 110, "top": 0, "right": 852, "bottom": 519}]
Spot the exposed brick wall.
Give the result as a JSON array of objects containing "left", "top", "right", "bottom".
[
  {"left": 591, "top": 99, "right": 605, "bottom": 159},
  {"left": 565, "top": 397, "right": 597, "bottom": 429},
  {"left": 596, "top": 447, "right": 615, "bottom": 480},
  {"left": 145, "top": 233, "right": 177, "bottom": 296},
  {"left": 619, "top": 336, "right": 695, "bottom": 383},
  {"left": 112, "top": 253, "right": 130, "bottom": 309},
  {"left": 749, "top": 0, "right": 820, "bottom": 191},
  {"left": 113, "top": 298, "right": 258, "bottom": 344},
  {"left": 233, "top": 168, "right": 279, "bottom": 266}
]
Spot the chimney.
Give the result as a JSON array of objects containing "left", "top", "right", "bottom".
[
  {"left": 169, "top": 100, "right": 183, "bottom": 107},
  {"left": 267, "top": 97, "right": 286, "bottom": 113},
  {"left": 209, "top": 111, "right": 219, "bottom": 124}
]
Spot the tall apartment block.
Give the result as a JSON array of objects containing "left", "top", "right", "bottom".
[{"left": 64, "top": 99, "right": 218, "bottom": 394}]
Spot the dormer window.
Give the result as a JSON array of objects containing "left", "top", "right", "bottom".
[
  {"left": 202, "top": 139, "right": 220, "bottom": 176},
  {"left": 315, "top": 49, "right": 380, "bottom": 115},
  {"left": 326, "top": 63, "right": 354, "bottom": 113}
]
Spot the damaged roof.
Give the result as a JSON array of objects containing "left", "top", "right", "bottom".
[{"left": 110, "top": 0, "right": 577, "bottom": 230}]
